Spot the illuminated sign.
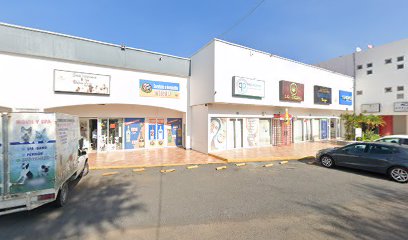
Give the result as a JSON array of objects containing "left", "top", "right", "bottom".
[{"left": 314, "top": 86, "right": 332, "bottom": 105}]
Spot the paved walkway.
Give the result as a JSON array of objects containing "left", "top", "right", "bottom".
[
  {"left": 210, "top": 142, "right": 338, "bottom": 162},
  {"left": 88, "top": 148, "right": 223, "bottom": 170}
]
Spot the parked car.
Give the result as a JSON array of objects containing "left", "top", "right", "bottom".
[
  {"left": 316, "top": 142, "right": 408, "bottom": 183},
  {"left": 375, "top": 135, "right": 408, "bottom": 145}
]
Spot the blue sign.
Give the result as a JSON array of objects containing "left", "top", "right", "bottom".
[
  {"left": 321, "top": 119, "right": 328, "bottom": 139},
  {"left": 339, "top": 90, "right": 352, "bottom": 106},
  {"left": 140, "top": 79, "right": 180, "bottom": 98},
  {"left": 124, "top": 118, "right": 145, "bottom": 149}
]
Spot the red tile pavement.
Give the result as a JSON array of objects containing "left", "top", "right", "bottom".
[
  {"left": 88, "top": 142, "right": 339, "bottom": 169},
  {"left": 211, "top": 142, "right": 338, "bottom": 162},
  {"left": 88, "top": 147, "right": 224, "bottom": 169}
]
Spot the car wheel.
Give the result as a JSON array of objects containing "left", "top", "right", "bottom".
[
  {"left": 55, "top": 182, "right": 69, "bottom": 207},
  {"left": 388, "top": 167, "right": 408, "bottom": 183},
  {"left": 320, "top": 155, "right": 334, "bottom": 168}
]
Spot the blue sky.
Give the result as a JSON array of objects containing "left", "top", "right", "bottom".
[{"left": 0, "top": 0, "right": 407, "bottom": 63}]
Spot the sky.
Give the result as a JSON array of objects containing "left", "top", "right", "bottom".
[{"left": 0, "top": 0, "right": 407, "bottom": 63}]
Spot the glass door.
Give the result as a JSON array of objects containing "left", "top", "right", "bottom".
[
  {"left": 227, "top": 118, "right": 243, "bottom": 149},
  {"left": 98, "top": 118, "right": 123, "bottom": 151},
  {"left": 259, "top": 119, "right": 272, "bottom": 146}
]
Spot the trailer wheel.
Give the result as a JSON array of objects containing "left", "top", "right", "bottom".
[{"left": 55, "top": 182, "right": 69, "bottom": 207}]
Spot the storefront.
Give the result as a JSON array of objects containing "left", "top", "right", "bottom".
[{"left": 190, "top": 39, "right": 354, "bottom": 154}]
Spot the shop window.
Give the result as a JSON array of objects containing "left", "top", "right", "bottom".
[
  {"left": 397, "top": 86, "right": 404, "bottom": 91},
  {"left": 397, "top": 64, "right": 404, "bottom": 69},
  {"left": 397, "top": 56, "right": 404, "bottom": 62},
  {"left": 385, "top": 58, "right": 392, "bottom": 64},
  {"left": 367, "top": 70, "right": 373, "bottom": 75},
  {"left": 397, "top": 93, "right": 404, "bottom": 99},
  {"left": 357, "top": 65, "right": 363, "bottom": 70},
  {"left": 356, "top": 90, "right": 363, "bottom": 95},
  {"left": 367, "top": 63, "right": 373, "bottom": 68},
  {"left": 385, "top": 87, "right": 392, "bottom": 93}
]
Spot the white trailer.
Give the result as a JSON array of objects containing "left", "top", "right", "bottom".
[{"left": 0, "top": 112, "right": 88, "bottom": 215}]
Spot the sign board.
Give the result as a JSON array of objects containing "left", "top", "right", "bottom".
[
  {"left": 124, "top": 118, "right": 145, "bottom": 149},
  {"left": 394, "top": 102, "right": 408, "bottom": 112},
  {"left": 314, "top": 86, "right": 332, "bottom": 105},
  {"left": 232, "top": 76, "right": 265, "bottom": 98},
  {"left": 279, "top": 80, "right": 304, "bottom": 102},
  {"left": 54, "top": 70, "right": 110, "bottom": 95},
  {"left": 355, "top": 128, "right": 362, "bottom": 139},
  {"left": 339, "top": 90, "right": 353, "bottom": 106},
  {"left": 361, "top": 103, "right": 381, "bottom": 113},
  {"left": 139, "top": 80, "right": 180, "bottom": 99}
]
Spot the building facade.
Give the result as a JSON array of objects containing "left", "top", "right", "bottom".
[
  {"left": 317, "top": 39, "right": 408, "bottom": 135},
  {"left": 0, "top": 23, "right": 190, "bottom": 152},
  {"left": 1, "top": 23, "right": 355, "bottom": 154},
  {"left": 190, "top": 40, "right": 354, "bottom": 153}
]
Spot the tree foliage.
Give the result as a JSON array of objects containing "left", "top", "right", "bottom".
[{"left": 340, "top": 113, "right": 385, "bottom": 141}]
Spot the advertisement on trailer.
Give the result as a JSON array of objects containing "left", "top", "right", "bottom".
[{"left": 8, "top": 114, "right": 56, "bottom": 194}]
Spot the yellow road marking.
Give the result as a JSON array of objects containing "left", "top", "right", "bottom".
[
  {"left": 235, "top": 163, "right": 246, "bottom": 167},
  {"left": 102, "top": 172, "right": 119, "bottom": 176},
  {"left": 133, "top": 168, "right": 145, "bottom": 172},
  {"left": 263, "top": 163, "right": 274, "bottom": 168},
  {"left": 216, "top": 166, "right": 227, "bottom": 171},
  {"left": 160, "top": 169, "right": 176, "bottom": 173},
  {"left": 280, "top": 161, "right": 289, "bottom": 165},
  {"left": 187, "top": 165, "right": 199, "bottom": 169}
]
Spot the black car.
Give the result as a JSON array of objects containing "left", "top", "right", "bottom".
[{"left": 316, "top": 142, "right": 408, "bottom": 183}]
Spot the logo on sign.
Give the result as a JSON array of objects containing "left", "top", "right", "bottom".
[{"left": 237, "top": 79, "right": 248, "bottom": 94}]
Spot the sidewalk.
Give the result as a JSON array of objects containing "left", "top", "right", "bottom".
[
  {"left": 209, "top": 142, "right": 338, "bottom": 162},
  {"left": 88, "top": 147, "right": 224, "bottom": 170}
]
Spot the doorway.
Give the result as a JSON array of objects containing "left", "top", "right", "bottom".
[
  {"left": 259, "top": 119, "right": 272, "bottom": 146},
  {"left": 89, "top": 119, "right": 98, "bottom": 151},
  {"left": 227, "top": 118, "right": 243, "bottom": 149},
  {"left": 98, "top": 118, "right": 123, "bottom": 151}
]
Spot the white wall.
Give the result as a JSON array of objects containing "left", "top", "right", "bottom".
[
  {"left": 189, "top": 42, "right": 215, "bottom": 106},
  {"left": 0, "top": 52, "right": 188, "bottom": 113},
  {"left": 191, "top": 104, "right": 209, "bottom": 153},
  {"left": 354, "top": 39, "right": 408, "bottom": 115},
  {"left": 211, "top": 40, "right": 354, "bottom": 111},
  {"left": 315, "top": 54, "right": 355, "bottom": 77}
]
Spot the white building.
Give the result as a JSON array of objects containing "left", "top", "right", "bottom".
[
  {"left": 317, "top": 39, "right": 408, "bottom": 135},
  {"left": 190, "top": 39, "right": 354, "bottom": 153},
  {"left": 0, "top": 23, "right": 190, "bottom": 152},
  {"left": 0, "top": 23, "right": 355, "bottom": 155}
]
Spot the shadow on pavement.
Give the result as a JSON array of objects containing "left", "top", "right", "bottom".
[
  {"left": 294, "top": 183, "right": 408, "bottom": 240},
  {"left": 0, "top": 173, "right": 146, "bottom": 239}
]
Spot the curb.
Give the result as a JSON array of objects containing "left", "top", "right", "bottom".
[
  {"left": 207, "top": 155, "right": 315, "bottom": 163},
  {"left": 90, "top": 162, "right": 222, "bottom": 171}
]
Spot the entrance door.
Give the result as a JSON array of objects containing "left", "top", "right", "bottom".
[
  {"left": 259, "top": 119, "right": 271, "bottom": 146},
  {"left": 98, "top": 118, "right": 123, "bottom": 151},
  {"left": 227, "top": 119, "right": 243, "bottom": 149},
  {"left": 321, "top": 119, "right": 328, "bottom": 140},
  {"left": 293, "top": 119, "right": 303, "bottom": 143},
  {"left": 330, "top": 118, "right": 337, "bottom": 139},
  {"left": 303, "top": 119, "right": 312, "bottom": 141},
  {"left": 89, "top": 119, "right": 98, "bottom": 151}
]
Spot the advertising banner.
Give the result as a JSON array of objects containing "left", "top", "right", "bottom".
[
  {"left": 314, "top": 86, "right": 332, "bottom": 105},
  {"left": 321, "top": 119, "right": 328, "bottom": 139},
  {"left": 139, "top": 80, "right": 180, "bottom": 99},
  {"left": 167, "top": 118, "right": 182, "bottom": 146},
  {"left": 8, "top": 113, "right": 56, "bottom": 194},
  {"left": 246, "top": 118, "right": 259, "bottom": 147},
  {"left": 157, "top": 118, "right": 165, "bottom": 147},
  {"left": 148, "top": 118, "right": 157, "bottom": 147},
  {"left": 54, "top": 70, "right": 110, "bottom": 95},
  {"left": 210, "top": 118, "right": 228, "bottom": 151},
  {"left": 124, "top": 118, "right": 145, "bottom": 149},
  {"left": 0, "top": 117, "right": 3, "bottom": 195},
  {"left": 232, "top": 76, "right": 265, "bottom": 98},
  {"left": 55, "top": 115, "right": 79, "bottom": 186},
  {"left": 339, "top": 90, "right": 353, "bottom": 106},
  {"left": 361, "top": 103, "right": 381, "bottom": 113},
  {"left": 279, "top": 81, "right": 304, "bottom": 102},
  {"left": 394, "top": 102, "right": 408, "bottom": 112}
]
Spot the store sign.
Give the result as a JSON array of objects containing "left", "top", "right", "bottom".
[
  {"left": 394, "top": 102, "right": 408, "bottom": 112},
  {"left": 232, "top": 76, "right": 265, "bottom": 98},
  {"left": 124, "top": 118, "right": 145, "bottom": 149},
  {"left": 361, "top": 103, "right": 381, "bottom": 113},
  {"left": 339, "top": 90, "right": 353, "bottom": 106},
  {"left": 279, "top": 80, "right": 304, "bottom": 102},
  {"left": 314, "top": 85, "right": 332, "bottom": 105},
  {"left": 139, "top": 80, "right": 180, "bottom": 99},
  {"left": 54, "top": 70, "right": 110, "bottom": 95}
]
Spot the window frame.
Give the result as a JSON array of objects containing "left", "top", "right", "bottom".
[
  {"left": 397, "top": 64, "right": 404, "bottom": 70},
  {"left": 367, "top": 70, "right": 373, "bottom": 75},
  {"left": 397, "top": 56, "right": 404, "bottom": 62},
  {"left": 385, "top": 58, "right": 392, "bottom": 64}
]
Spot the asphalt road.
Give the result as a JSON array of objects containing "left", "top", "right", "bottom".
[{"left": 0, "top": 160, "right": 407, "bottom": 240}]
